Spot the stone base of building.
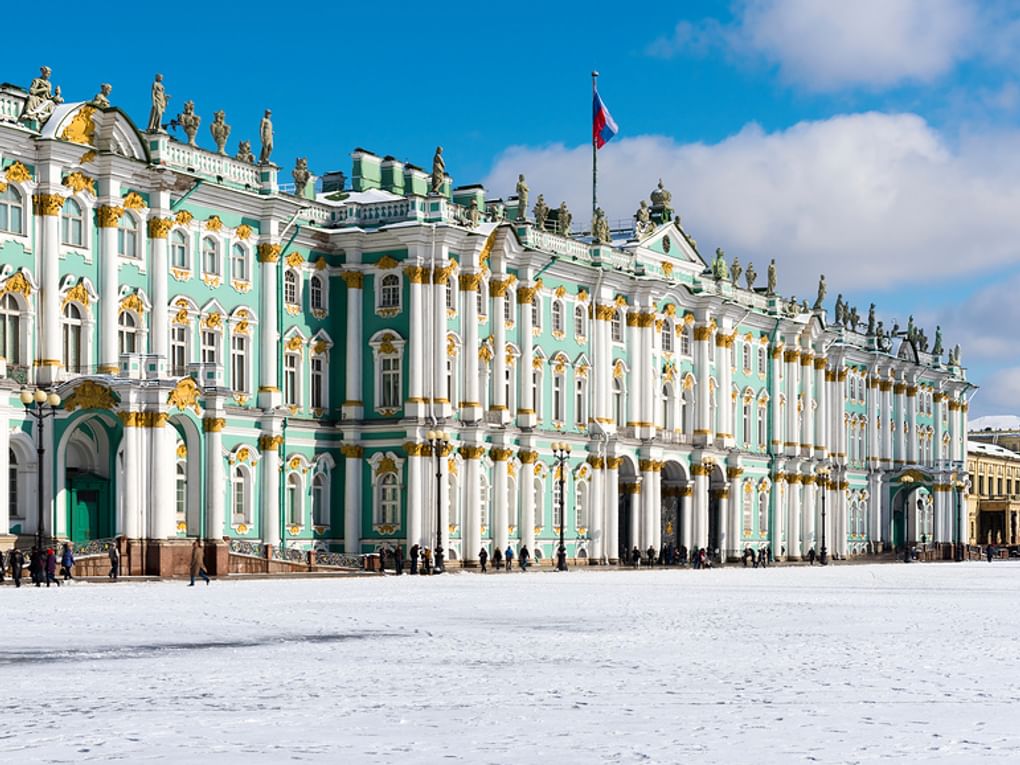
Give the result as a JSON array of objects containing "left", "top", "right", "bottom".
[{"left": 0, "top": 534, "right": 15, "bottom": 552}]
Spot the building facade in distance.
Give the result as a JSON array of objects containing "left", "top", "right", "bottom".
[{"left": 0, "top": 69, "right": 974, "bottom": 573}]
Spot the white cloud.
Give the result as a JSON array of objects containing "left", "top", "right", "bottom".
[
  {"left": 484, "top": 113, "right": 1020, "bottom": 299},
  {"left": 969, "top": 366, "right": 1020, "bottom": 416},
  {"left": 649, "top": 0, "right": 979, "bottom": 91}
]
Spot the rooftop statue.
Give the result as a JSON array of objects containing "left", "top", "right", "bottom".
[
  {"left": 711, "top": 248, "right": 729, "bottom": 281},
  {"left": 556, "top": 201, "right": 572, "bottom": 236},
  {"left": 786, "top": 296, "right": 799, "bottom": 315},
  {"left": 533, "top": 194, "right": 549, "bottom": 230},
  {"left": 867, "top": 303, "right": 876, "bottom": 336},
  {"left": 906, "top": 314, "right": 915, "bottom": 340},
  {"left": 146, "top": 73, "right": 169, "bottom": 133},
  {"left": 730, "top": 256, "right": 742, "bottom": 286},
  {"left": 649, "top": 178, "right": 674, "bottom": 221},
  {"left": 210, "top": 110, "right": 231, "bottom": 155},
  {"left": 745, "top": 261, "right": 757, "bottom": 290},
  {"left": 466, "top": 199, "right": 482, "bottom": 228},
  {"left": 813, "top": 274, "right": 826, "bottom": 310},
  {"left": 259, "top": 109, "right": 273, "bottom": 164},
  {"left": 801, "top": 299, "right": 810, "bottom": 313},
  {"left": 592, "top": 207, "right": 610, "bottom": 244},
  {"left": 174, "top": 100, "right": 200, "bottom": 147},
  {"left": 235, "top": 140, "right": 255, "bottom": 164},
  {"left": 21, "top": 66, "right": 62, "bottom": 126},
  {"left": 932, "top": 326, "right": 943, "bottom": 356},
  {"left": 515, "top": 174, "right": 528, "bottom": 221},
  {"left": 834, "top": 294, "right": 845, "bottom": 326},
  {"left": 634, "top": 200, "right": 654, "bottom": 238},
  {"left": 766, "top": 258, "right": 777, "bottom": 296},
  {"left": 91, "top": 83, "right": 112, "bottom": 108},
  {"left": 430, "top": 146, "right": 445, "bottom": 194},
  {"left": 292, "top": 157, "right": 311, "bottom": 196}
]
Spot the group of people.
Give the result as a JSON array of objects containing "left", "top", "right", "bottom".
[
  {"left": 379, "top": 543, "right": 438, "bottom": 575},
  {"left": 478, "top": 545, "right": 533, "bottom": 572},
  {"left": 623, "top": 543, "right": 718, "bottom": 569},
  {"left": 0, "top": 543, "right": 76, "bottom": 587},
  {"left": 741, "top": 546, "right": 774, "bottom": 568}
]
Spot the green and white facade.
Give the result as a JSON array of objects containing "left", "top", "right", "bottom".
[{"left": 0, "top": 76, "right": 973, "bottom": 573}]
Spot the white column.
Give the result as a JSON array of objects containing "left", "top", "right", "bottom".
[
  {"left": 639, "top": 309, "right": 655, "bottom": 438},
  {"left": 405, "top": 451, "right": 424, "bottom": 549},
  {"left": 694, "top": 325, "right": 712, "bottom": 444},
  {"left": 258, "top": 242, "right": 280, "bottom": 408},
  {"left": 344, "top": 445, "right": 362, "bottom": 553},
  {"left": 437, "top": 446, "right": 450, "bottom": 553},
  {"left": 640, "top": 459, "right": 656, "bottom": 549},
  {"left": 717, "top": 489, "right": 730, "bottom": 562},
  {"left": 520, "top": 453, "right": 536, "bottom": 553},
  {"left": 881, "top": 381, "right": 894, "bottom": 467},
  {"left": 800, "top": 353, "right": 814, "bottom": 456},
  {"left": 681, "top": 486, "right": 693, "bottom": 553},
  {"left": 606, "top": 457, "right": 620, "bottom": 562},
  {"left": 906, "top": 385, "right": 919, "bottom": 464},
  {"left": 869, "top": 472, "right": 883, "bottom": 549},
  {"left": 463, "top": 446, "right": 482, "bottom": 564},
  {"left": 867, "top": 376, "right": 880, "bottom": 467},
  {"left": 651, "top": 465, "right": 662, "bottom": 554},
  {"left": 770, "top": 346, "right": 783, "bottom": 453},
  {"left": 432, "top": 263, "right": 450, "bottom": 417},
  {"left": 771, "top": 476, "right": 785, "bottom": 560},
  {"left": 727, "top": 479, "right": 741, "bottom": 561},
  {"left": 803, "top": 478, "right": 816, "bottom": 556},
  {"left": 935, "top": 394, "right": 946, "bottom": 468},
  {"left": 405, "top": 267, "right": 426, "bottom": 414},
  {"left": 493, "top": 449, "right": 510, "bottom": 553},
  {"left": 517, "top": 285, "right": 535, "bottom": 426},
  {"left": 460, "top": 273, "right": 482, "bottom": 422},
  {"left": 814, "top": 357, "right": 826, "bottom": 457},
  {"left": 35, "top": 191, "right": 63, "bottom": 383},
  {"left": 0, "top": 407, "right": 9, "bottom": 538},
  {"left": 97, "top": 194, "right": 121, "bottom": 375},
  {"left": 785, "top": 350, "right": 799, "bottom": 455},
  {"left": 894, "top": 384, "right": 906, "bottom": 465},
  {"left": 717, "top": 332, "right": 733, "bottom": 445},
  {"left": 629, "top": 482, "right": 640, "bottom": 552},
  {"left": 588, "top": 458, "right": 603, "bottom": 562},
  {"left": 693, "top": 464, "right": 709, "bottom": 549},
  {"left": 147, "top": 192, "right": 171, "bottom": 359},
  {"left": 150, "top": 419, "right": 176, "bottom": 539},
  {"left": 122, "top": 421, "right": 141, "bottom": 539},
  {"left": 204, "top": 415, "right": 226, "bottom": 540},
  {"left": 788, "top": 476, "right": 801, "bottom": 559},
  {"left": 594, "top": 302, "right": 613, "bottom": 426},
  {"left": 261, "top": 436, "right": 281, "bottom": 548},
  {"left": 491, "top": 278, "right": 508, "bottom": 415},
  {"left": 626, "top": 310, "right": 642, "bottom": 429},
  {"left": 342, "top": 273, "right": 363, "bottom": 419}
]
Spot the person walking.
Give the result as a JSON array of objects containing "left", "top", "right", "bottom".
[
  {"left": 108, "top": 541, "right": 120, "bottom": 581},
  {"left": 189, "top": 540, "right": 210, "bottom": 586},
  {"left": 10, "top": 549, "right": 24, "bottom": 587},
  {"left": 0, "top": 549, "right": 5, "bottom": 584},
  {"left": 492, "top": 546, "right": 503, "bottom": 571},
  {"left": 409, "top": 544, "right": 419, "bottom": 575},
  {"left": 60, "top": 542, "right": 75, "bottom": 581},
  {"left": 504, "top": 545, "right": 514, "bottom": 571},
  {"left": 423, "top": 547, "right": 432, "bottom": 575},
  {"left": 394, "top": 545, "right": 404, "bottom": 576},
  {"left": 479, "top": 547, "right": 488, "bottom": 573},
  {"left": 519, "top": 545, "right": 530, "bottom": 571},
  {"left": 29, "top": 547, "right": 42, "bottom": 586},
  {"left": 44, "top": 548, "right": 60, "bottom": 587},
  {"left": 808, "top": 547, "right": 816, "bottom": 565},
  {"left": 987, "top": 544, "right": 995, "bottom": 563}
]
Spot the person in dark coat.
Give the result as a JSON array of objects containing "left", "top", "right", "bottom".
[
  {"left": 0, "top": 549, "right": 4, "bottom": 584},
  {"left": 10, "top": 549, "right": 24, "bottom": 587},
  {"left": 44, "top": 548, "right": 60, "bottom": 587},
  {"left": 409, "top": 544, "right": 419, "bottom": 575},
  {"left": 492, "top": 546, "right": 503, "bottom": 571},
  {"left": 808, "top": 547, "right": 816, "bottom": 565},
  {"left": 60, "top": 542, "right": 75, "bottom": 581},
  {"left": 519, "top": 545, "right": 530, "bottom": 571},
  {"left": 987, "top": 545, "right": 995, "bottom": 563},
  {"left": 479, "top": 547, "right": 488, "bottom": 572},
  {"left": 29, "top": 547, "right": 42, "bottom": 586},
  {"left": 189, "top": 540, "right": 210, "bottom": 586},
  {"left": 394, "top": 545, "right": 404, "bottom": 575},
  {"left": 504, "top": 545, "right": 514, "bottom": 571},
  {"left": 108, "top": 542, "right": 120, "bottom": 580}
]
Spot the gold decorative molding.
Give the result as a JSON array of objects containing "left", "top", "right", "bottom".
[
  {"left": 404, "top": 266, "right": 428, "bottom": 284},
  {"left": 119, "top": 293, "right": 146, "bottom": 315},
  {"left": 257, "top": 242, "right": 281, "bottom": 263},
  {"left": 147, "top": 217, "right": 173, "bottom": 239},
  {"left": 404, "top": 442, "right": 432, "bottom": 457},
  {"left": 340, "top": 444, "right": 364, "bottom": 459},
  {"left": 5, "top": 161, "right": 32, "bottom": 183},
  {"left": 258, "top": 434, "right": 284, "bottom": 452},
  {"left": 376, "top": 255, "right": 400, "bottom": 270},
  {"left": 78, "top": 149, "right": 97, "bottom": 165},
  {"left": 96, "top": 205, "right": 123, "bottom": 228},
  {"left": 235, "top": 223, "right": 253, "bottom": 240},
  {"left": 490, "top": 447, "right": 513, "bottom": 462},
  {"left": 341, "top": 271, "right": 364, "bottom": 288},
  {"left": 693, "top": 325, "right": 713, "bottom": 341},
  {"left": 459, "top": 272, "right": 483, "bottom": 292},
  {"left": 61, "top": 282, "right": 91, "bottom": 309},
  {"left": 285, "top": 335, "right": 305, "bottom": 352},
  {"left": 122, "top": 191, "right": 146, "bottom": 210},
  {"left": 59, "top": 104, "right": 97, "bottom": 145},
  {"left": 518, "top": 450, "right": 539, "bottom": 464},
  {"left": 205, "top": 215, "right": 224, "bottom": 232},
  {"left": 606, "top": 456, "right": 623, "bottom": 470},
  {"left": 168, "top": 377, "right": 203, "bottom": 415},
  {"left": 174, "top": 209, "right": 194, "bottom": 226},
  {"left": 32, "top": 193, "right": 63, "bottom": 217},
  {"left": 176, "top": 443, "right": 188, "bottom": 459},
  {"left": 374, "top": 456, "right": 397, "bottom": 475},
  {"left": 285, "top": 251, "right": 304, "bottom": 268},
  {"left": 459, "top": 445, "right": 486, "bottom": 460},
  {"left": 0, "top": 271, "right": 32, "bottom": 299},
  {"left": 62, "top": 171, "right": 95, "bottom": 196},
  {"left": 63, "top": 381, "right": 118, "bottom": 412}
]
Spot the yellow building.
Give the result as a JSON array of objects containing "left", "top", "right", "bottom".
[{"left": 966, "top": 440, "right": 1020, "bottom": 546}]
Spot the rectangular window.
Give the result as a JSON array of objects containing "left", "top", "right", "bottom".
[
  {"left": 200, "top": 330, "right": 217, "bottom": 365},
  {"left": 311, "top": 357, "right": 324, "bottom": 409},
  {"left": 575, "top": 378, "right": 585, "bottom": 425},
  {"left": 231, "top": 335, "right": 248, "bottom": 393},
  {"left": 553, "top": 374, "right": 565, "bottom": 421},
  {"left": 170, "top": 326, "right": 187, "bottom": 375},
  {"left": 381, "top": 356, "right": 400, "bottom": 408},
  {"left": 285, "top": 353, "right": 299, "bottom": 406},
  {"left": 503, "top": 292, "right": 513, "bottom": 324}
]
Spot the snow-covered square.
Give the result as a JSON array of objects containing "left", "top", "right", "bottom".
[{"left": 3, "top": 563, "right": 1019, "bottom": 764}]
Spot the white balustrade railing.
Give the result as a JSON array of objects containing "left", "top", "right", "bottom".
[{"left": 161, "top": 142, "right": 261, "bottom": 187}]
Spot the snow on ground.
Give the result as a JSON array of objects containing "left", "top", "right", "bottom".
[{"left": 3, "top": 563, "right": 1020, "bottom": 764}]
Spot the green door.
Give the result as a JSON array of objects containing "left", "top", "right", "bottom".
[
  {"left": 893, "top": 508, "right": 905, "bottom": 548},
  {"left": 69, "top": 475, "right": 110, "bottom": 543}
]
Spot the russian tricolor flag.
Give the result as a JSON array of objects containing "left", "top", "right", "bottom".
[{"left": 592, "top": 88, "right": 618, "bottom": 149}]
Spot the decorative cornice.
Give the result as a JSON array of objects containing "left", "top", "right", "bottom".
[
  {"left": 256, "top": 243, "right": 281, "bottom": 263},
  {"left": 258, "top": 434, "right": 284, "bottom": 452},
  {"left": 203, "top": 417, "right": 226, "bottom": 432},
  {"left": 32, "top": 193, "right": 64, "bottom": 217}
]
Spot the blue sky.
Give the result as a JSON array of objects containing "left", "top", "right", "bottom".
[{"left": 7, "top": 1, "right": 1020, "bottom": 415}]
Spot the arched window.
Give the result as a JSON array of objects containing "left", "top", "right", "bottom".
[
  {"left": 611, "top": 310, "right": 623, "bottom": 342},
  {"left": 118, "top": 311, "right": 137, "bottom": 355},
  {"left": 61, "top": 198, "right": 83, "bottom": 246},
  {"left": 202, "top": 236, "right": 220, "bottom": 275},
  {"left": 378, "top": 473, "right": 399, "bottom": 525},
  {"left": 231, "top": 243, "right": 248, "bottom": 282},
  {"left": 284, "top": 269, "right": 299, "bottom": 306},
  {"left": 287, "top": 473, "right": 302, "bottom": 525},
  {"left": 757, "top": 404, "right": 767, "bottom": 448},
  {"left": 231, "top": 333, "right": 249, "bottom": 393},
  {"left": 0, "top": 294, "right": 21, "bottom": 365},
  {"left": 534, "top": 478, "right": 544, "bottom": 528},
  {"left": 613, "top": 376, "right": 625, "bottom": 424},
  {"left": 380, "top": 274, "right": 400, "bottom": 308},
  {"left": 742, "top": 482, "right": 753, "bottom": 536},
  {"left": 480, "top": 472, "right": 490, "bottom": 532},
  {"left": 309, "top": 275, "right": 324, "bottom": 311},
  {"left": 574, "top": 304, "right": 586, "bottom": 337},
  {"left": 576, "top": 481, "right": 588, "bottom": 529},
  {"left": 284, "top": 352, "right": 300, "bottom": 406},
  {"left": 311, "top": 355, "right": 325, "bottom": 409},
  {"left": 662, "top": 321, "right": 673, "bottom": 353},
  {"left": 551, "top": 300, "right": 564, "bottom": 333},
  {"left": 118, "top": 213, "right": 138, "bottom": 258},
  {"left": 757, "top": 489, "right": 769, "bottom": 534},
  {"left": 312, "top": 473, "right": 328, "bottom": 526},
  {"left": 232, "top": 465, "right": 251, "bottom": 523},
  {"left": 0, "top": 186, "right": 24, "bottom": 234},
  {"left": 62, "top": 302, "right": 83, "bottom": 373},
  {"left": 171, "top": 231, "right": 188, "bottom": 269},
  {"left": 679, "top": 324, "right": 692, "bottom": 356},
  {"left": 531, "top": 296, "right": 542, "bottom": 329},
  {"left": 175, "top": 458, "right": 187, "bottom": 519},
  {"left": 476, "top": 284, "right": 486, "bottom": 316},
  {"left": 9, "top": 448, "right": 19, "bottom": 520}
]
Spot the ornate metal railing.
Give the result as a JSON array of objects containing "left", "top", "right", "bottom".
[
  {"left": 228, "top": 539, "right": 266, "bottom": 559},
  {"left": 314, "top": 551, "right": 366, "bottom": 570},
  {"left": 73, "top": 537, "right": 117, "bottom": 558},
  {"left": 273, "top": 545, "right": 307, "bottom": 563}
]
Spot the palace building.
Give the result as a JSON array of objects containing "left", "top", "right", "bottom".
[{"left": 0, "top": 70, "right": 974, "bottom": 574}]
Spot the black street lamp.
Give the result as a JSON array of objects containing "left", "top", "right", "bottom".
[
  {"left": 901, "top": 474, "right": 915, "bottom": 563},
  {"left": 954, "top": 475, "right": 967, "bottom": 562},
  {"left": 426, "top": 429, "right": 449, "bottom": 574},
  {"left": 817, "top": 464, "right": 831, "bottom": 566},
  {"left": 19, "top": 387, "right": 62, "bottom": 552},
  {"left": 552, "top": 441, "right": 571, "bottom": 571}
]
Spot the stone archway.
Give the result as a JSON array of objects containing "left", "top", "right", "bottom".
[
  {"left": 707, "top": 463, "right": 727, "bottom": 562},
  {"left": 617, "top": 457, "right": 638, "bottom": 562},
  {"left": 56, "top": 412, "right": 122, "bottom": 543},
  {"left": 661, "top": 461, "right": 690, "bottom": 559}
]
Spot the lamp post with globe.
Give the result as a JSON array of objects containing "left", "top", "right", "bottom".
[{"left": 19, "top": 387, "right": 62, "bottom": 551}]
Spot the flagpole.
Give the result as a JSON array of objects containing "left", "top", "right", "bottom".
[{"left": 592, "top": 70, "right": 598, "bottom": 219}]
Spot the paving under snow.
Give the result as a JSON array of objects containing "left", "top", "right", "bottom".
[{"left": 2, "top": 562, "right": 1019, "bottom": 764}]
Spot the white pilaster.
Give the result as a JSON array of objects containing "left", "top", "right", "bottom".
[
  {"left": 261, "top": 434, "right": 282, "bottom": 548},
  {"left": 342, "top": 272, "right": 363, "bottom": 419},
  {"left": 204, "top": 415, "right": 225, "bottom": 541},
  {"left": 460, "top": 273, "right": 482, "bottom": 422},
  {"left": 344, "top": 445, "right": 362, "bottom": 553},
  {"left": 258, "top": 241, "right": 281, "bottom": 408},
  {"left": 97, "top": 182, "right": 121, "bottom": 375},
  {"left": 605, "top": 457, "right": 619, "bottom": 562}
]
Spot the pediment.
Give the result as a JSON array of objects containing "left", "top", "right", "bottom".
[{"left": 42, "top": 102, "right": 148, "bottom": 161}]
